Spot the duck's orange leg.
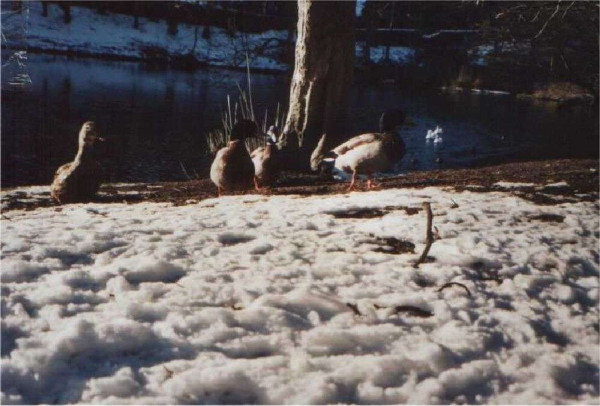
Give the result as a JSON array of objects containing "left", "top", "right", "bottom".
[
  {"left": 347, "top": 170, "right": 358, "bottom": 192},
  {"left": 253, "top": 176, "right": 261, "bottom": 192},
  {"left": 366, "top": 174, "right": 382, "bottom": 190},
  {"left": 218, "top": 186, "right": 224, "bottom": 197}
]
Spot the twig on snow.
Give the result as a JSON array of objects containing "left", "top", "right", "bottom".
[
  {"left": 373, "top": 304, "right": 433, "bottom": 318},
  {"left": 392, "top": 305, "right": 433, "bottom": 318},
  {"left": 346, "top": 302, "right": 362, "bottom": 316},
  {"left": 413, "top": 202, "right": 434, "bottom": 268},
  {"left": 437, "top": 282, "right": 472, "bottom": 297},
  {"left": 163, "top": 366, "right": 174, "bottom": 379}
]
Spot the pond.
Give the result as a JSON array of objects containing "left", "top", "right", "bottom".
[{"left": 2, "top": 53, "right": 598, "bottom": 187}]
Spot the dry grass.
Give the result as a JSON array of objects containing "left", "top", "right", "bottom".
[{"left": 206, "top": 58, "right": 287, "bottom": 155}]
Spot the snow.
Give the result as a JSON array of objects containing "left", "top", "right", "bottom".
[
  {"left": 1, "top": 185, "right": 598, "bottom": 403},
  {"left": 360, "top": 45, "right": 416, "bottom": 66},
  {"left": 468, "top": 42, "right": 532, "bottom": 66},
  {"left": 356, "top": 0, "right": 367, "bottom": 17},
  {"left": 2, "top": 2, "right": 289, "bottom": 72},
  {"left": 493, "top": 181, "right": 536, "bottom": 189}
]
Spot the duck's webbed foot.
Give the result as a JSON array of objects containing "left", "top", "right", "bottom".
[{"left": 366, "top": 175, "right": 382, "bottom": 190}]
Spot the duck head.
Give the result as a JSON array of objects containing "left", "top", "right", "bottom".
[
  {"left": 230, "top": 119, "right": 259, "bottom": 142},
  {"left": 379, "top": 109, "right": 406, "bottom": 133},
  {"left": 78, "top": 121, "right": 104, "bottom": 149},
  {"left": 266, "top": 125, "right": 279, "bottom": 145}
]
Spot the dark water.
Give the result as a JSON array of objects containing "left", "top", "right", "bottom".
[{"left": 2, "top": 53, "right": 598, "bottom": 187}]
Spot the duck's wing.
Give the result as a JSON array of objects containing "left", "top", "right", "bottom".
[
  {"left": 213, "top": 141, "right": 255, "bottom": 189},
  {"left": 331, "top": 133, "right": 383, "bottom": 157},
  {"left": 250, "top": 146, "right": 265, "bottom": 160},
  {"left": 210, "top": 146, "right": 230, "bottom": 187}
]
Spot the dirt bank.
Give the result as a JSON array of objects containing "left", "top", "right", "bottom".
[{"left": 2, "top": 159, "right": 598, "bottom": 213}]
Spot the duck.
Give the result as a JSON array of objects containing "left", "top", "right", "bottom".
[
  {"left": 324, "top": 109, "right": 407, "bottom": 191},
  {"left": 426, "top": 126, "right": 443, "bottom": 144},
  {"left": 250, "top": 125, "right": 280, "bottom": 189},
  {"left": 210, "top": 119, "right": 259, "bottom": 197},
  {"left": 50, "top": 121, "right": 105, "bottom": 204}
]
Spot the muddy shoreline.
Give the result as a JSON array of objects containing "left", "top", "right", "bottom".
[{"left": 2, "top": 159, "right": 598, "bottom": 213}]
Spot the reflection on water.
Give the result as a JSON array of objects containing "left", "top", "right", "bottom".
[{"left": 2, "top": 53, "right": 598, "bottom": 187}]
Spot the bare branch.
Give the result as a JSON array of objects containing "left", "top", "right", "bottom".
[
  {"left": 346, "top": 303, "right": 362, "bottom": 316},
  {"left": 413, "top": 202, "right": 434, "bottom": 268},
  {"left": 179, "top": 162, "right": 192, "bottom": 181},
  {"left": 561, "top": 1, "right": 575, "bottom": 19},
  {"left": 437, "top": 282, "right": 472, "bottom": 297},
  {"left": 392, "top": 305, "right": 433, "bottom": 318},
  {"left": 535, "top": 2, "right": 561, "bottom": 39}
]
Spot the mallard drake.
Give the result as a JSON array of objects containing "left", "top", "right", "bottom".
[
  {"left": 251, "top": 125, "right": 280, "bottom": 189},
  {"left": 325, "top": 109, "right": 406, "bottom": 191},
  {"left": 50, "top": 121, "right": 105, "bottom": 204},
  {"left": 210, "top": 120, "right": 258, "bottom": 197}
]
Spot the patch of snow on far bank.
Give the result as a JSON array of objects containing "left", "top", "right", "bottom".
[
  {"left": 3, "top": 2, "right": 289, "bottom": 72},
  {"left": 1, "top": 187, "right": 598, "bottom": 403}
]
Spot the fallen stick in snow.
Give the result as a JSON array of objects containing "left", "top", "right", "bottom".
[
  {"left": 393, "top": 305, "right": 433, "bottom": 318},
  {"left": 437, "top": 282, "right": 472, "bottom": 297},
  {"left": 163, "top": 366, "right": 174, "bottom": 379},
  {"left": 373, "top": 304, "right": 433, "bottom": 318},
  {"left": 413, "top": 202, "right": 434, "bottom": 268},
  {"left": 346, "top": 302, "right": 362, "bottom": 316}
]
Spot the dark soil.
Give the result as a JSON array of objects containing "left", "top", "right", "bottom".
[
  {"left": 2, "top": 159, "right": 598, "bottom": 213},
  {"left": 528, "top": 214, "right": 566, "bottom": 223}
]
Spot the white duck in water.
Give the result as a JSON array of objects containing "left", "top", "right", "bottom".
[
  {"left": 51, "top": 121, "right": 105, "bottom": 204},
  {"left": 250, "top": 125, "right": 280, "bottom": 189},
  {"left": 426, "top": 125, "right": 443, "bottom": 144},
  {"left": 323, "top": 109, "right": 407, "bottom": 191},
  {"left": 210, "top": 120, "right": 259, "bottom": 197}
]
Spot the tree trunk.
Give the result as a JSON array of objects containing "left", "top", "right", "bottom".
[{"left": 279, "top": 0, "right": 356, "bottom": 170}]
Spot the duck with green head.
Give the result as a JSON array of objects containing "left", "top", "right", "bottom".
[{"left": 324, "top": 109, "right": 407, "bottom": 191}]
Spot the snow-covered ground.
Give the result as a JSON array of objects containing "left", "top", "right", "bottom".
[
  {"left": 1, "top": 185, "right": 598, "bottom": 404},
  {"left": 2, "top": 2, "right": 289, "bottom": 72}
]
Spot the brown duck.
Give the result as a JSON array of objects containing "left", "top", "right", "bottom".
[
  {"left": 250, "top": 125, "right": 280, "bottom": 190},
  {"left": 51, "top": 121, "right": 105, "bottom": 204},
  {"left": 210, "top": 120, "right": 259, "bottom": 197}
]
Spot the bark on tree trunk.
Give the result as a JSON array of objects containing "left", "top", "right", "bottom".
[{"left": 279, "top": 0, "right": 356, "bottom": 170}]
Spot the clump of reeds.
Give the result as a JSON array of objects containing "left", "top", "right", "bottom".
[{"left": 205, "top": 58, "right": 286, "bottom": 155}]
